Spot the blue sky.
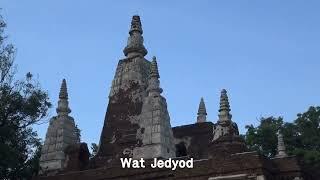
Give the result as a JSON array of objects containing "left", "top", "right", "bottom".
[{"left": 1, "top": 1, "right": 320, "bottom": 145}]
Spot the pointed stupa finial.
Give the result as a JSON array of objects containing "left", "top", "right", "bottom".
[
  {"left": 150, "top": 56, "right": 160, "bottom": 78},
  {"left": 197, "top": 97, "right": 207, "bottom": 123},
  {"left": 218, "top": 89, "right": 232, "bottom": 122},
  {"left": 276, "top": 130, "right": 288, "bottom": 158},
  {"left": 129, "top": 15, "right": 143, "bottom": 34},
  {"left": 147, "top": 56, "right": 163, "bottom": 95},
  {"left": 59, "top": 79, "right": 68, "bottom": 99},
  {"left": 123, "top": 15, "right": 148, "bottom": 57},
  {"left": 56, "top": 79, "right": 71, "bottom": 115}
]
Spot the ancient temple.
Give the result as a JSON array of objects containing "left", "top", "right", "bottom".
[{"left": 36, "top": 16, "right": 313, "bottom": 180}]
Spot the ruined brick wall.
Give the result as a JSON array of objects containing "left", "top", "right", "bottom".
[{"left": 173, "top": 122, "right": 213, "bottom": 159}]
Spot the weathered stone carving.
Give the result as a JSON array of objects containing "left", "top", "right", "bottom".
[{"left": 122, "top": 147, "right": 134, "bottom": 157}]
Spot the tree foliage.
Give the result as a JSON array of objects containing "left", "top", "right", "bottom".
[
  {"left": 90, "top": 143, "right": 99, "bottom": 158},
  {"left": 245, "top": 106, "right": 320, "bottom": 169},
  {"left": 245, "top": 117, "right": 283, "bottom": 157},
  {"left": 290, "top": 107, "right": 320, "bottom": 167},
  {"left": 0, "top": 14, "right": 51, "bottom": 179}
]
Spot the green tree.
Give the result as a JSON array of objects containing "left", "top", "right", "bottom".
[
  {"left": 0, "top": 14, "right": 51, "bottom": 179},
  {"left": 245, "top": 107, "right": 320, "bottom": 170},
  {"left": 245, "top": 116, "right": 283, "bottom": 157},
  {"left": 289, "top": 106, "right": 320, "bottom": 168}
]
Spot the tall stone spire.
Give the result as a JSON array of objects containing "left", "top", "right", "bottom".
[
  {"left": 150, "top": 56, "right": 160, "bottom": 78},
  {"left": 134, "top": 56, "right": 176, "bottom": 159},
  {"left": 218, "top": 89, "right": 232, "bottom": 122},
  {"left": 123, "top": 15, "right": 148, "bottom": 58},
  {"left": 212, "top": 89, "right": 239, "bottom": 141},
  {"left": 197, "top": 97, "right": 207, "bottom": 123},
  {"left": 56, "top": 79, "right": 71, "bottom": 116},
  {"left": 276, "top": 131, "right": 288, "bottom": 158},
  {"left": 147, "top": 56, "right": 163, "bottom": 95},
  {"left": 59, "top": 79, "right": 68, "bottom": 99},
  {"left": 40, "top": 79, "right": 80, "bottom": 174},
  {"left": 97, "top": 16, "right": 152, "bottom": 164}
]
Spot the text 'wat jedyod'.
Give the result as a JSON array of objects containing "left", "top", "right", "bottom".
[{"left": 36, "top": 16, "right": 311, "bottom": 180}]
